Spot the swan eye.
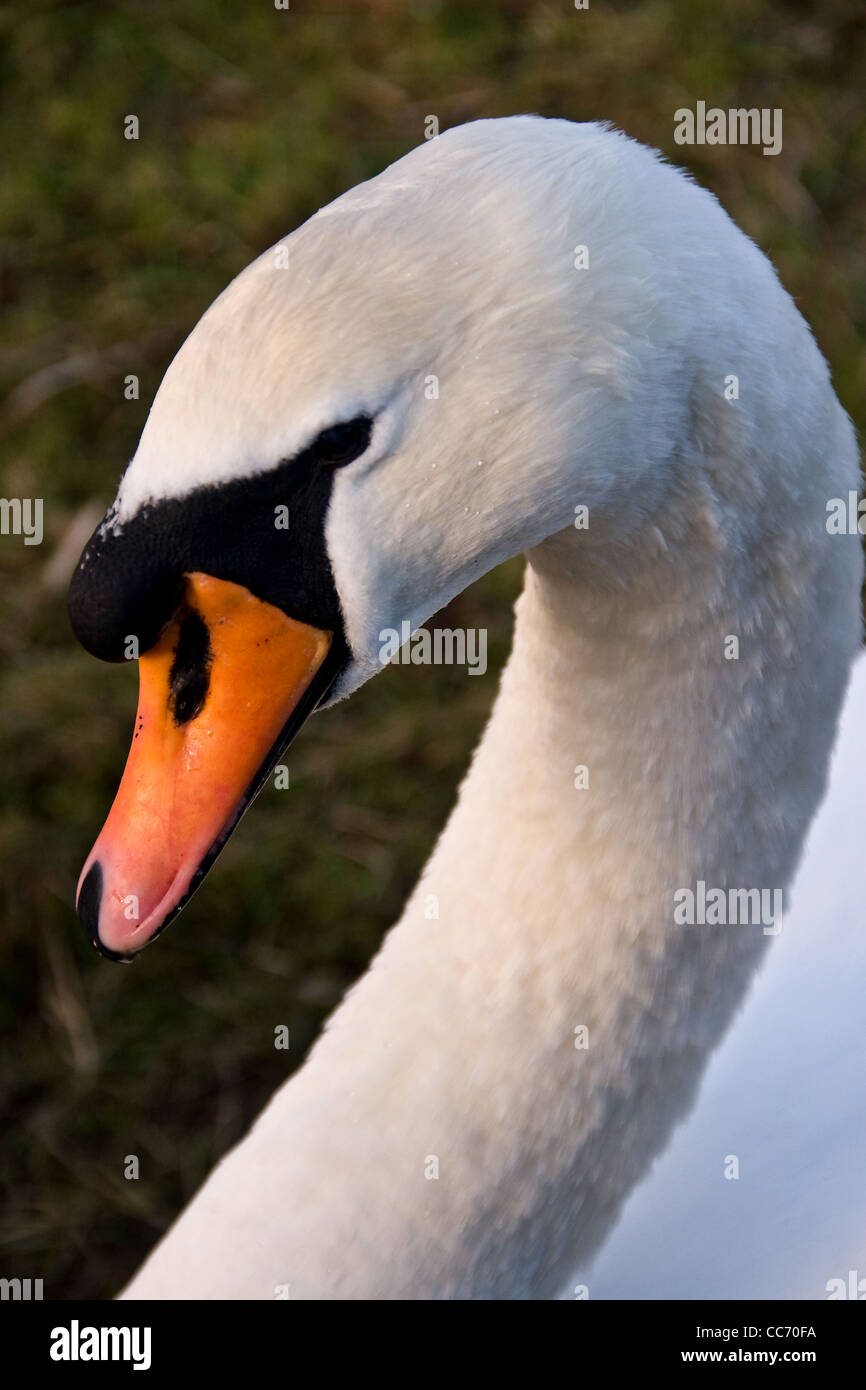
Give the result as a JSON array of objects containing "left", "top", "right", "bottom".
[{"left": 308, "top": 416, "right": 372, "bottom": 466}]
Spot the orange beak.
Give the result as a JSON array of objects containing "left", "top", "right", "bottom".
[{"left": 77, "top": 573, "right": 334, "bottom": 959}]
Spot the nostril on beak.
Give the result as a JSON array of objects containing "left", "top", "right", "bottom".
[{"left": 169, "top": 608, "right": 212, "bottom": 725}]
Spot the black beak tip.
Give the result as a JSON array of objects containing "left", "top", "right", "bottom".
[{"left": 76, "top": 861, "right": 136, "bottom": 964}]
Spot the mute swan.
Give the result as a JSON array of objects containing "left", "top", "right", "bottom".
[{"left": 68, "top": 117, "right": 863, "bottom": 1299}]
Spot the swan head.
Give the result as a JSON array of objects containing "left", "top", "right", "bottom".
[{"left": 67, "top": 115, "right": 757, "bottom": 958}]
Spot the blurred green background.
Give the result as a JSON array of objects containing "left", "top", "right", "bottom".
[{"left": 1, "top": 0, "right": 863, "bottom": 1298}]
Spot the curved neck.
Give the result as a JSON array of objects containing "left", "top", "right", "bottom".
[{"left": 124, "top": 513, "right": 854, "bottom": 1300}]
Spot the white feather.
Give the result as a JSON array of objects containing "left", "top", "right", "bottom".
[{"left": 114, "top": 117, "right": 862, "bottom": 1299}]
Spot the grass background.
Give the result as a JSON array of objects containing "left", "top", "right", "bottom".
[{"left": 1, "top": 0, "right": 863, "bottom": 1298}]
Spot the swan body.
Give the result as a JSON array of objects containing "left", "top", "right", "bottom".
[
  {"left": 579, "top": 650, "right": 866, "bottom": 1299},
  {"left": 68, "top": 117, "right": 862, "bottom": 1299}
]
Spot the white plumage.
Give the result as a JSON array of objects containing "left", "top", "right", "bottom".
[
  {"left": 113, "top": 117, "right": 861, "bottom": 1298},
  {"left": 580, "top": 650, "right": 866, "bottom": 1299}
]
